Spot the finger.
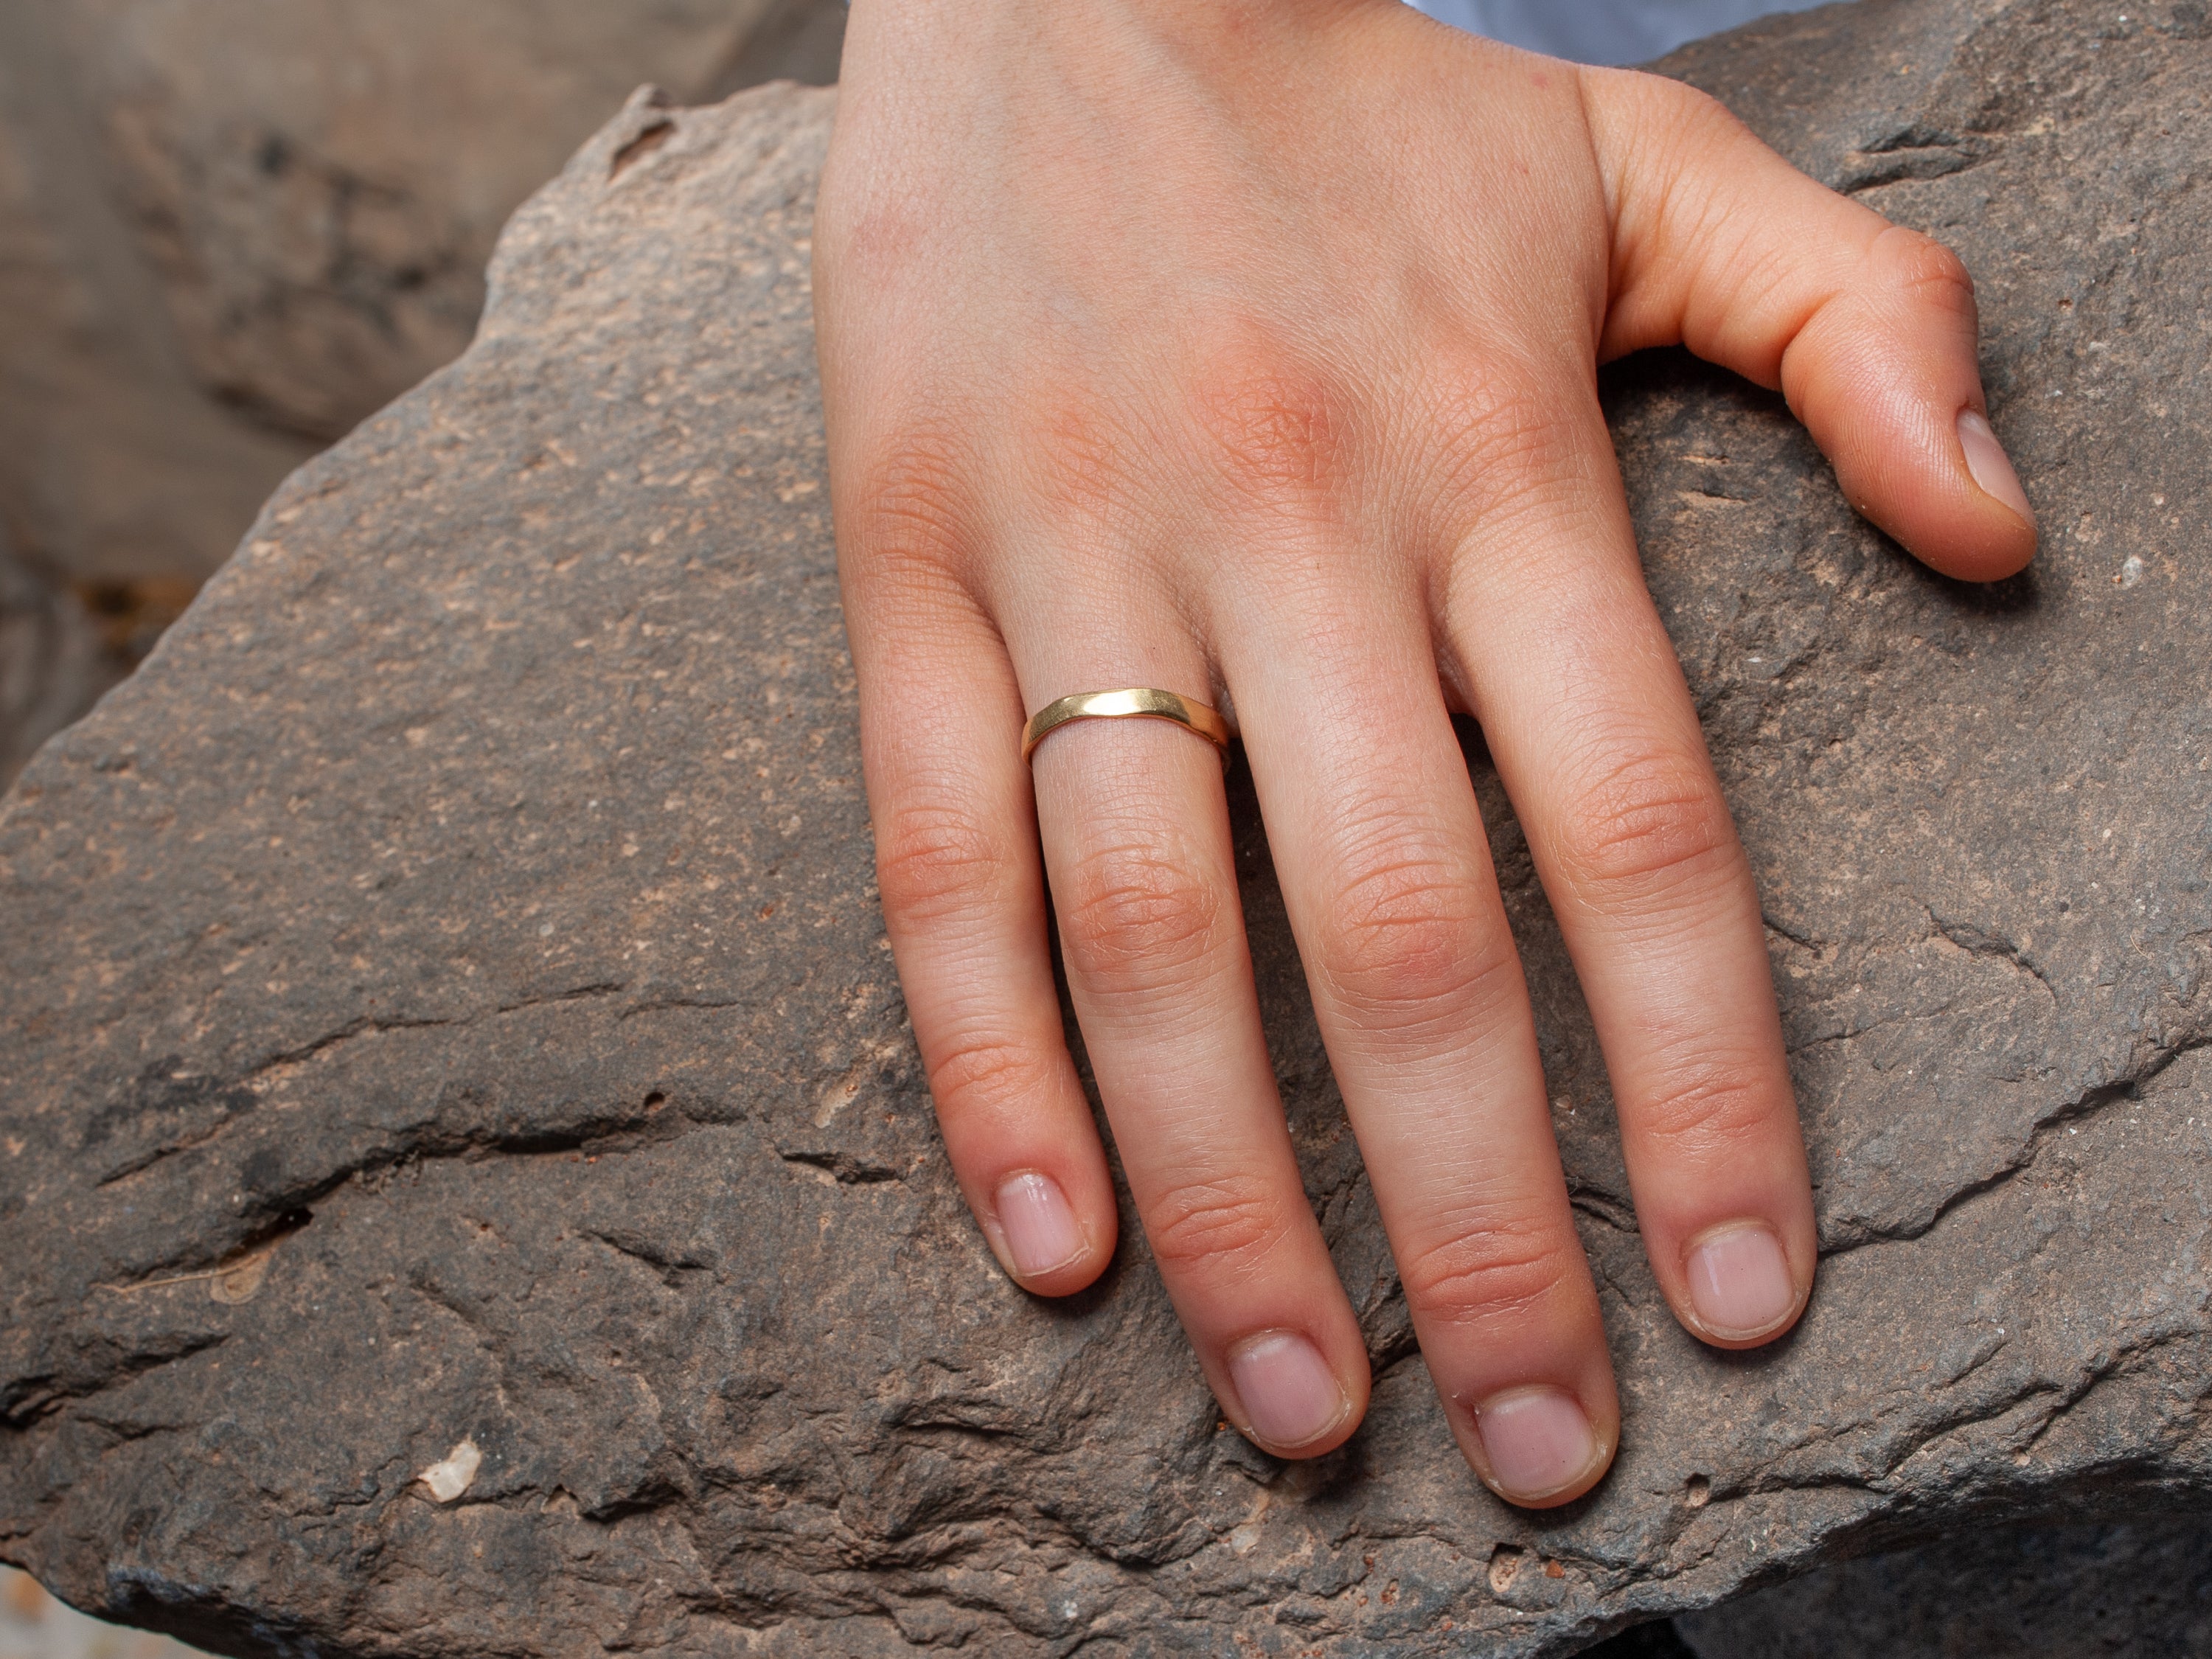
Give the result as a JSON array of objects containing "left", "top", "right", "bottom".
[
  {"left": 843, "top": 526, "right": 1117, "bottom": 1298},
  {"left": 1430, "top": 378, "right": 1816, "bottom": 1352},
  {"left": 1219, "top": 563, "right": 1619, "bottom": 1507},
  {"left": 1018, "top": 627, "right": 1371, "bottom": 1460},
  {"left": 1585, "top": 66, "right": 2037, "bottom": 582}
]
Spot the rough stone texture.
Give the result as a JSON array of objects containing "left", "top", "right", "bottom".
[
  {"left": 1677, "top": 1518, "right": 2212, "bottom": 1655},
  {"left": 0, "top": 0, "right": 2208, "bottom": 1652},
  {"left": 0, "top": 0, "right": 844, "bottom": 587}
]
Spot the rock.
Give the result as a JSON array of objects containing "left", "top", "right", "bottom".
[
  {"left": 0, "top": 0, "right": 844, "bottom": 586},
  {"left": 1677, "top": 1517, "right": 2212, "bottom": 1655},
  {"left": 1, "top": 0, "right": 2208, "bottom": 1651}
]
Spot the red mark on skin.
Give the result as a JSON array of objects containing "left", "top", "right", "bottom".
[{"left": 1195, "top": 366, "right": 1343, "bottom": 503}]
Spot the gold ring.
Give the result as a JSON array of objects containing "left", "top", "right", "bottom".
[{"left": 1022, "top": 688, "right": 1236, "bottom": 763}]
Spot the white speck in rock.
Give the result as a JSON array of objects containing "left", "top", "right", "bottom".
[
  {"left": 419, "top": 1439, "right": 482, "bottom": 1503},
  {"left": 2118, "top": 554, "right": 2146, "bottom": 587}
]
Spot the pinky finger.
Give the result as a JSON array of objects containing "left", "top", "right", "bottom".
[{"left": 855, "top": 580, "right": 1118, "bottom": 1295}]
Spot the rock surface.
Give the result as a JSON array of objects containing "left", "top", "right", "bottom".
[{"left": 1, "top": 0, "right": 2209, "bottom": 1654}]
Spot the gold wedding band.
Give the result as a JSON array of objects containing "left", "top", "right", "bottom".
[{"left": 1022, "top": 688, "right": 1236, "bottom": 762}]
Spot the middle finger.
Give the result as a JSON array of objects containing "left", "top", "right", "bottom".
[{"left": 1220, "top": 554, "right": 1621, "bottom": 1509}]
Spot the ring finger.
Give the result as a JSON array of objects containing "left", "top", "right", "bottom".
[{"left": 1012, "top": 591, "right": 1373, "bottom": 1459}]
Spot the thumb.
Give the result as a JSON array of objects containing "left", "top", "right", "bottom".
[{"left": 1583, "top": 67, "right": 2036, "bottom": 583}]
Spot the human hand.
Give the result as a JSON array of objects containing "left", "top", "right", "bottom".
[{"left": 813, "top": 0, "right": 2035, "bottom": 1506}]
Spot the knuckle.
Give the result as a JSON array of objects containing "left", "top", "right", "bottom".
[
  {"left": 1056, "top": 838, "right": 1224, "bottom": 992},
  {"left": 1632, "top": 1058, "right": 1778, "bottom": 1163},
  {"left": 1314, "top": 838, "right": 1511, "bottom": 1033},
  {"left": 1417, "top": 358, "right": 1596, "bottom": 544},
  {"left": 925, "top": 1033, "right": 1051, "bottom": 1122},
  {"left": 1141, "top": 1172, "right": 1292, "bottom": 1277},
  {"left": 848, "top": 421, "right": 978, "bottom": 585},
  {"left": 1874, "top": 226, "right": 1978, "bottom": 323},
  {"left": 1416, "top": 362, "right": 1606, "bottom": 622},
  {"left": 1396, "top": 1214, "right": 1582, "bottom": 1329},
  {"left": 1189, "top": 345, "right": 1347, "bottom": 513},
  {"left": 875, "top": 799, "right": 1009, "bottom": 926},
  {"left": 1552, "top": 747, "right": 1736, "bottom": 896}
]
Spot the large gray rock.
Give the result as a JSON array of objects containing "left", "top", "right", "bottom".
[{"left": 1, "top": 0, "right": 2208, "bottom": 1653}]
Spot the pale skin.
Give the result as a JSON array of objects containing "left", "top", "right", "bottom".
[{"left": 813, "top": 0, "right": 2037, "bottom": 1506}]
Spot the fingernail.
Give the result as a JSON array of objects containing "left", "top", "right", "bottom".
[
  {"left": 1685, "top": 1221, "right": 1798, "bottom": 1340},
  {"left": 1471, "top": 1386, "right": 1602, "bottom": 1503},
  {"left": 1228, "top": 1331, "right": 1349, "bottom": 1451},
  {"left": 994, "top": 1172, "right": 1085, "bottom": 1280},
  {"left": 1956, "top": 409, "right": 2034, "bottom": 524}
]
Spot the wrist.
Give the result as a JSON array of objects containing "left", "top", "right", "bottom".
[{"left": 841, "top": 0, "right": 1370, "bottom": 95}]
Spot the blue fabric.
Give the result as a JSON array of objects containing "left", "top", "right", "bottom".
[{"left": 1409, "top": 0, "right": 1831, "bottom": 66}]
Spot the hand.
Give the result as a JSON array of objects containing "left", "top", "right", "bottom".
[{"left": 813, "top": 0, "right": 2035, "bottom": 1506}]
